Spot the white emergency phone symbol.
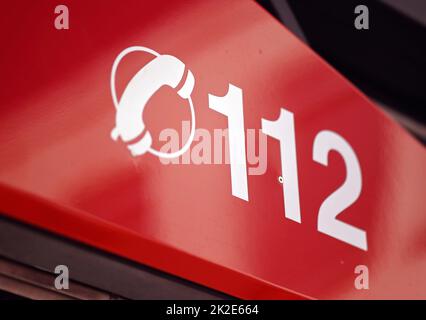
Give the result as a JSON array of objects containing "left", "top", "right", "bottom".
[{"left": 110, "top": 46, "right": 196, "bottom": 158}]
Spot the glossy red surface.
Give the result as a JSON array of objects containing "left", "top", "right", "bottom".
[{"left": 0, "top": 0, "right": 425, "bottom": 299}]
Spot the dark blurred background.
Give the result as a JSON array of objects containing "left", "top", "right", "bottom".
[{"left": 257, "top": 0, "right": 426, "bottom": 143}]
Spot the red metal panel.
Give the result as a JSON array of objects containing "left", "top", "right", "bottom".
[{"left": 0, "top": 0, "right": 425, "bottom": 299}]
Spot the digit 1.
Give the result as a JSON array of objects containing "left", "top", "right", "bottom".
[
  {"left": 208, "top": 84, "right": 249, "bottom": 201},
  {"left": 262, "top": 108, "right": 301, "bottom": 223}
]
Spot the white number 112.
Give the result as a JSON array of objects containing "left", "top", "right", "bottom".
[{"left": 209, "top": 83, "right": 367, "bottom": 251}]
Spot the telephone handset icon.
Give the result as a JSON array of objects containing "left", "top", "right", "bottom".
[{"left": 111, "top": 46, "right": 196, "bottom": 158}]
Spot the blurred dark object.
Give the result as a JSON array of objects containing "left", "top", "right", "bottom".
[
  {"left": 0, "top": 216, "right": 230, "bottom": 300},
  {"left": 0, "top": 289, "right": 26, "bottom": 300}
]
